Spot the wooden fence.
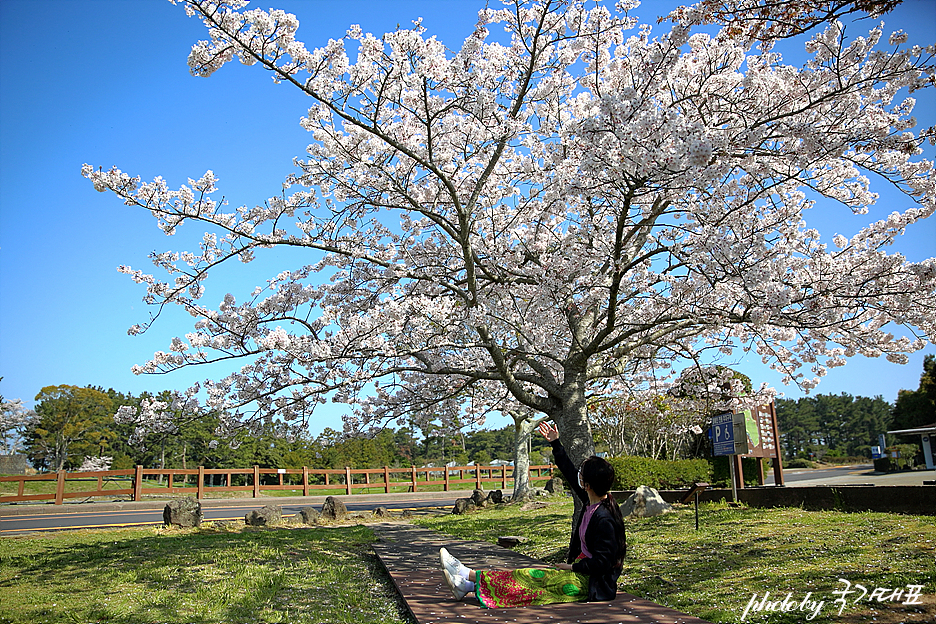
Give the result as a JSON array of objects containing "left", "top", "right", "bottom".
[{"left": 0, "top": 464, "right": 556, "bottom": 505}]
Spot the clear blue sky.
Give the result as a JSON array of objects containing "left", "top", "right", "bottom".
[{"left": 1, "top": 0, "right": 934, "bottom": 437}]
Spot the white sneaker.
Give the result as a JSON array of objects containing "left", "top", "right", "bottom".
[
  {"left": 439, "top": 547, "right": 467, "bottom": 578},
  {"left": 443, "top": 569, "right": 471, "bottom": 600}
]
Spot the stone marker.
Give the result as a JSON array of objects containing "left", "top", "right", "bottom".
[
  {"left": 619, "top": 485, "right": 673, "bottom": 518},
  {"left": 245, "top": 505, "right": 282, "bottom": 526},
  {"left": 321, "top": 496, "right": 348, "bottom": 521},
  {"left": 163, "top": 497, "right": 202, "bottom": 528}
]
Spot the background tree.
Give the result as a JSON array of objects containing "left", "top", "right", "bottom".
[
  {"left": 25, "top": 386, "right": 114, "bottom": 472},
  {"left": 775, "top": 392, "right": 893, "bottom": 459},
  {"left": 775, "top": 396, "right": 820, "bottom": 459},
  {"left": 312, "top": 427, "right": 394, "bottom": 469},
  {"left": 1, "top": 379, "right": 37, "bottom": 456},
  {"left": 891, "top": 354, "right": 936, "bottom": 431},
  {"left": 86, "top": 0, "right": 935, "bottom": 496}
]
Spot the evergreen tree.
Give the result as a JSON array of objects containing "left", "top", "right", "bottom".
[
  {"left": 25, "top": 386, "right": 114, "bottom": 471},
  {"left": 891, "top": 355, "right": 936, "bottom": 431}
]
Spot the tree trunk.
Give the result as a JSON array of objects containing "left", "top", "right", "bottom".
[
  {"left": 52, "top": 435, "right": 69, "bottom": 472},
  {"left": 554, "top": 371, "right": 596, "bottom": 523},
  {"left": 511, "top": 416, "right": 535, "bottom": 501}
]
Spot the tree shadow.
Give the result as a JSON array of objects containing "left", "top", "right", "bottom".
[{"left": 1, "top": 524, "right": 414, "bottom": 624}]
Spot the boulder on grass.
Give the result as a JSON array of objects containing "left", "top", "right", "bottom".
[
  {"left": 373, "top": 506, "right": 391, "bottom": 518},
  {"left": 298, "top": 506, "right": 321, "bottom": 524},
  {"left": 470, "top": 489, "right": 487, "bottom": 507},
  {"left": 321, "top": 496, "right": 348, "bottom": 521},
  {"left": 452, "top": 498, "right": 475, "bottom": 514},
  {"left": 520, "top": 500, "right": 548, "bottom": 512},
  {"left": 544, "top": 477, "right": 564, "bottom": 494},
  {"left": 619, "top": 485, "right": 672, "bottom": 518},
  {"left": 487, "top": 489, "right": 504, "bottom": 505},
  {"left": 245, "top": 505, "right": 282, "bottom": 526},
  {"left": 163, "top": 497, "right": 202, "bottom": 528}
]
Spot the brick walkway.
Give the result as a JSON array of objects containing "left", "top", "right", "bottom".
[{"left": 372, "top": 523, "right": 712, "bottom": 624}]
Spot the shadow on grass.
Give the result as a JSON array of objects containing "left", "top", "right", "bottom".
[{"left": 0, "top": 524, "right": 414, "bottom": 624}]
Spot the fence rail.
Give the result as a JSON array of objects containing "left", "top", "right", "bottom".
[{"left": 0, "top": 464, "right": 556, "bottom": 505}]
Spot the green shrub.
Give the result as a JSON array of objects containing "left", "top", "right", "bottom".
[
  {"left": 608, "top": 456, "right": 712, "bottom": 490},
  {"left": 710, "top": 456, "right": 773, "bottom": 487},
  {"left": 785, "top": 458, "right": 815, "bottom": 469}
]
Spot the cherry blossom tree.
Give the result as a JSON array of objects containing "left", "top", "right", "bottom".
[
  {"left": 78, "top": 456, "right": 114, "bottom": 472},
  {"left": 1, "top": 397, "right": 36, "bottom": 456},
  {"left": 84, "top": 0, "right": 935, "bottom": 472}
]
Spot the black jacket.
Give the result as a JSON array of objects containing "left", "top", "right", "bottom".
[{"left": 551, "top": 439, "right": 623, "bottom": 602}]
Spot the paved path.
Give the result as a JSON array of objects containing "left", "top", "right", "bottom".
[{"left": 371, "top": 523, "right": 711, "bottom": 624}]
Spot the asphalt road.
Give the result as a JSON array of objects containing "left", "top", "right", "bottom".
[
  {"left": 765, "top": 463, "right": 935, "bottom": 486},
  {"left": 0, "top": 493, "right": 465, "bottom": 536}
]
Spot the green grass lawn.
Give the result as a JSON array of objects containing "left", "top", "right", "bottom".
[
  {"left": 0, "top": 522, "right": 414, "bottom": 624},
  {"left": 414, "top": 500, "right": 935, "bottom": 624},
  {"left": 0, "top": 500, "right": 932, "bottom": 624}
]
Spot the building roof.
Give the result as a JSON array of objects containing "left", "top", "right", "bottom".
[{"left": 887, "top": 423, "right": 936, "bottom": 435}]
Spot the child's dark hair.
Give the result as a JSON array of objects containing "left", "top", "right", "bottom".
[{"left": 580, "top": 456, "right": 627, "bottom": 567}]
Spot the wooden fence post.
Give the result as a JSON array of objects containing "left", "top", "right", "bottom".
[
  {"left": 197, "top": 466, "right": 205, "bottom": 499},
  {"left": 134, "top": 465, "right": 143, "bottom": 501},
  {"left": 303, "top": 466, "right": 310, "bottom": 496},
  {"left": 411, "top": 465, "right": 417, "bottom": 493},
  {"left": 444, "top": 466, "right": 450, "bottom": 492},
  {"left": 253, "top": 465, "right": 260, "bottom": 498},
  {"left": 55, "top": 470, "right": 66, "bottom": 505},
  {"left": 475, "top": 466, "right": 482, "bottom": 490},
  {"left": 345, "top": 467, "right": 352, "bottom": 495},
  {"left": 384, "top": 466, "right": 390, "bottom": 494}
]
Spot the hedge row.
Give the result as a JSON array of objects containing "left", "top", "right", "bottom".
[{"left": 607, "top": 456, "right": 713, "bottom": 490}]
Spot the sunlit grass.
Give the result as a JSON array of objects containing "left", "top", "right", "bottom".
[{"left": 414, "top": 499, "right": 935, "bottom": 624}]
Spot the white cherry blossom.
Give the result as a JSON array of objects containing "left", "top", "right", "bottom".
[{"left": 87, "top": 0, "right": 935, "bottom": 466}]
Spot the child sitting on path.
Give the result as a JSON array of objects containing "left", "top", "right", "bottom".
[{"left": 439, "top": 421, "right": 626, "bottom": 607}]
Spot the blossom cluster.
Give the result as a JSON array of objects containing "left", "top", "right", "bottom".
[{"left": 78, "top": 456, "right": 113, "bottom": 472}]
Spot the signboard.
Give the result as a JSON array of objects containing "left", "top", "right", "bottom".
[
  {"left": 871, "top": 446, "right": 883, "bottom": 460},
  {"left": 712, "top": 412, "right": 735, "bottom": 456},
  {"left": 740, "top": 405, "right": 779, "bottom": 458},
  {"left": 712, "top": 412, "right": 748, "bottom": 456}
]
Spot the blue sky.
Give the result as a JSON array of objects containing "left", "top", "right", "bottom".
[{"left": 1, "top": 0, "right": 934, "bottom": 437}]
